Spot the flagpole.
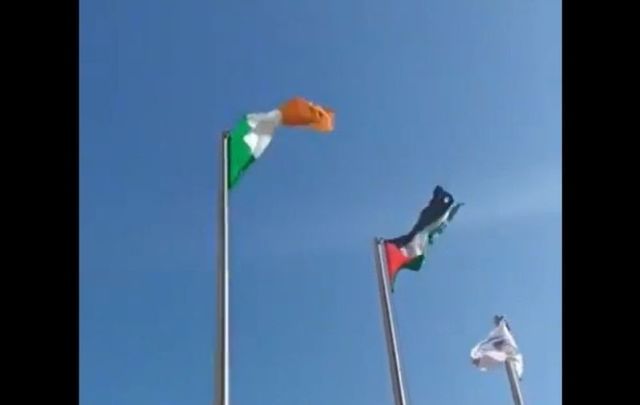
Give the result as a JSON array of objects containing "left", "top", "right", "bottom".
[
  {"left": 373, "top": 238, "right": 408, "bottom": 405},
  {"left": 215, "top": 133, "right": 230, "bottom": 405},
  {"left": 494, "top": 316, "right": 524, "bottom": 405}
]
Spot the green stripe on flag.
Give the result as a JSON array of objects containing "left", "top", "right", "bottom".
[
  {"left": 404, "top": 255, "right": 424, "bottom": 271},
  {"left": 227, "top": 117, "right": 255, "bottom": 189}
]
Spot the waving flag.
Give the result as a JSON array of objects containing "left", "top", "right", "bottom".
[
  {"left": 470, "top": 318, "right": 524, "bottom": 379},
  {"left": 383, "top": 186, "right": 463, "bottom": 289},
  {"left": 227, "top": 97, "right": 334, "bottom": 189}
]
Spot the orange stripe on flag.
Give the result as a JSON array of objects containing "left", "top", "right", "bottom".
[{"left": 278, "top": 97, "right": 334, "bottom": 132}]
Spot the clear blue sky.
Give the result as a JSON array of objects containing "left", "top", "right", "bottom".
[{"left": 80, "top": 0, "right": 561, "bottom": 404}]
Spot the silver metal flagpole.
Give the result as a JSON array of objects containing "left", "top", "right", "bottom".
[
  {"left": 215, "top": 133, "right": 230, "bottom": 405},
  {"left": 373, "top": 237, "right": 408, "bottom": 405},
  {"left": 494, "top": 316, "right": 524, "bottom": 405},
  {"left": 505, "top": 359, "right": 524, "bottom": 405}
]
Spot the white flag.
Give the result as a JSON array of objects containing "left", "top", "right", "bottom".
[{"left": 470, "top": 319, "right": 523, "bottom": 379}]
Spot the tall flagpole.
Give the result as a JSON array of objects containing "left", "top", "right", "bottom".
[
  {"left": 215, "top": 133, "right": 230, "bottom": 405},
  {"left": 373, "top": 238, "right": 408, "bottom": 405},
  {"left": 494, "top": 316, "right": 524, "bottom": 405}
]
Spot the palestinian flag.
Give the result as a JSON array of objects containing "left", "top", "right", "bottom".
[
  {"left": 227, "top": 97, "right": 334, "bottom": 189},
  {"left": 383, "top": 186, "right": 463, "bottom": 290}
]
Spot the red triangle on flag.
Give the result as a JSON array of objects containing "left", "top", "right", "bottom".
[{"left": 384, "top": 242, "right": 410, "bottom": 283}]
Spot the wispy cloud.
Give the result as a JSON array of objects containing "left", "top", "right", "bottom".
[
  {"left": 232, "top": 163, "right": 561, "bottom": 263},
  {"left": 456, "top": 163, "right": 561, "bottom": 229}
]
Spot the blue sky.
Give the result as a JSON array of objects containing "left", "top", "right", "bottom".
[{"left": 80, "top": 0, "right": 561, "bottom": 404}]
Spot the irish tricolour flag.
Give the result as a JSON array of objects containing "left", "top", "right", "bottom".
[
  {"left": 227, "top": 97, "right": 334, "bottom": 189},
  {"left": 383, "top": 186, "right": 463, "bottom": 290}
]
